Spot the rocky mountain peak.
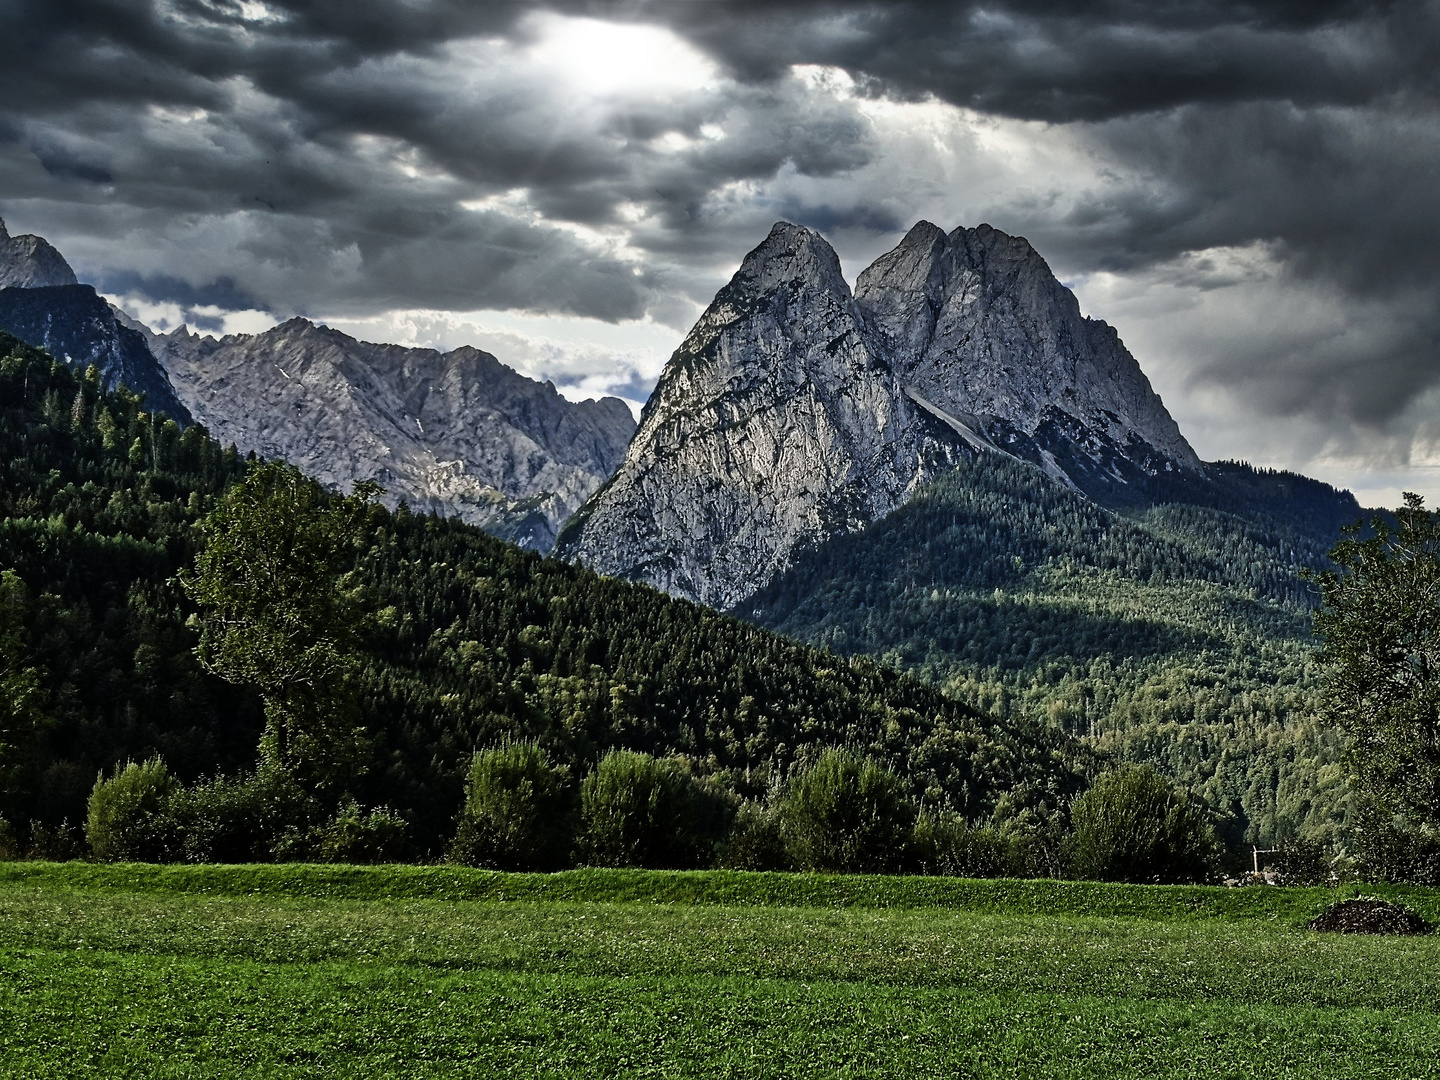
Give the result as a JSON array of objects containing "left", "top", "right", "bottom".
[
  {"left": 738, "top": 221, "right": 852, "bottom": 294},
  {"left": 855, "top": 221, "right": 1201, "bottom": 475},
  {"left": 0, "top": 218, "right": 79, "bottom": 289},
  {"left": 145, "top": 317, "right": 636, "bottom": 550},
  {"left": 556, "top": 222, "right": 967, "bottom": 609},
  {"left": 561, "top": 219, "right": 1210, "bottom": 607}
]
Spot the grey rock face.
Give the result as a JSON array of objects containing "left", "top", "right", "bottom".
[
  {"left": 555, "top": 223, "right": 967, "bottom": 608},
  {"left": 145, "top": 318, "right": 634, "bottom": 550},
  {"left": 0, "top": 219, "right": 78, "bottom": 289},
  {"left": 856, "top": 221, "right": 1199, "bottom": 479},
  {"left": 560, "top": 220, "right": 1202, "bottom": 606}
]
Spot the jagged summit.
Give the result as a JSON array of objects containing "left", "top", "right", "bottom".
[
  {"left": 559, "top": 220, "right": 1206, "bottom": 607},
  {"left": 856, "top": 221, "right": 1199, "bottom": 473},
  {"left": 0, "top": 218, "right": 79, "bottom": 289},
  {"left": 145, "top": 316, "right": 635, "bottom": 550}
]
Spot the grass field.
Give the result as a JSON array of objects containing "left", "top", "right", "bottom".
[{"left": 3, "top": 864, "right": 1439, "bottom": 1079}]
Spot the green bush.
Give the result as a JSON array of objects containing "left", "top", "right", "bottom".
[
  {"left": 305, "top": 800, "right": 409, "bottom": 864},
  {"left": 1067, "top": 766, "right": 1219, "bottom": 884},
  {"left": 716, "top": 801, "right": 791, "bottom": 871},
  {"left": 449, "top": 743, "right": 573, "bottom": 870},
  {"left": 171, "top": 768, "right": 322, "bottom": 863},
  {"left": 23, "top": 820, "right": 87, "bottom": 861},
  {"left": 779, "top": 749, "right": 915, "bottom": 874},
  {"left": 580, "top": 750, "right": 732, "bottom": 869},
  {"left": 86, "top": 758, "right": 179, "bottom": 862},
  {"left": 0, "top": 817, "right": 18, "bottom": 860},
  {"left": 1350, "top": 802, "right": 1440, "bottom": 885},
  {"left": 910, "top": 814, "right": 1017, "bottom": 878},
  {"left": 1272, "top": 834, "right": 1332, "bottom": 886}
]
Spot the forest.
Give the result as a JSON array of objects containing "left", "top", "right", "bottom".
[
  {"left": 743, "top": 452, "right": 1358, "bottom": 849},
  {"left": 0, "top": 331, "right": 1082, "bottom": 862}
]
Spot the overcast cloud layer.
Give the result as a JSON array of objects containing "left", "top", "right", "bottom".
[{"left": 3, "top": 0, "right": 1439, "bottom": 505}]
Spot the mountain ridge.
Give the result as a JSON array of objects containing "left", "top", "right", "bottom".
[{"left": 559, "top": 219, "right": 1220, "bottom": 606}]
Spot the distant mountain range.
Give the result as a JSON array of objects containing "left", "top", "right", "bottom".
[{"left": 0, "top": 219, "right": 634, "bottom": 549}]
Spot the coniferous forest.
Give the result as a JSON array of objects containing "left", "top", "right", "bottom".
[
  {"left": 743, "top": 452, "right": 1358, "bottom": 850},
  {"left": 0, "top": 331, "right": 1083, "bottom": 862}
]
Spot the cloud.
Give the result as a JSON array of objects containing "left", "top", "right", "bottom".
[{"left": 4, "top": 0, "right": 1440, "bottom": 500}]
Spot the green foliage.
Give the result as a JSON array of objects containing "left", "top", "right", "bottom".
[
  {"left": 302, "top": 799, "right": 409, "bottom": 864},
  {"left": 1312, "top": 493, "right": 1440, "bottom": 837},
  {"left": 169, "top": 767, "right": 323, "bottom": 864},
  {"left": 779, "top": 748, "right": 916, "bottom": 873},
  {"left": 183, "top": 462, "right": 378, "bottom": 785},
  {"left": 0, "top": 330, "right": 1079, "bottom": 857},
  {"left": 580, "top": 750, "right": 732, "bottom": 869},
  {"left": 715, "top": 801, "right": 790, "bottom": 871},
  {"left": 1349, "top": 802, "right": 1440, "bottom": 886},
  {"left": 85, "top": 757, "right": 178, "bottom": 862},
  {"left": 0, "top": 817, "right": 17, "bottom": 861},
  {"left": 1272, "top": 833, "right": 1333, "bottom": 886},
  {"left": 0, "top": 332, "right": 259, "bottom": 832},
  {"left": 0, "top": 569, "right": 44, "bottom": 768},
  {"left": 746, "top": 452, "right": 1354, "bottom": 848},
  {"left": 909, "top": 814, "right": 1019, "bottom": 878},
  {"left": 449, "top": 742, "right": 573, "bottom": 870},
  {"left": 1067, "top": 765, "right": 1220, "bottom": 884}
]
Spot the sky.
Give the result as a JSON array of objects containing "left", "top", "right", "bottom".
[{"left": 3, "top": 0, "right": 1439, "bottom": 508}]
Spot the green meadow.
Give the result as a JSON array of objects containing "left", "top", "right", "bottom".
[{"left": 3, "top": 864, "right": 1439, "bottom": 1079}]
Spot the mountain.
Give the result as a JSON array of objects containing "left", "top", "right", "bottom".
[
  {"left": 0, "top": 284, "right": 192, "bottom": 424},
  {"left": 0, "top": 220, "right": 636, "bottom": 551},
  {"left": 143, "top": 319, "right": 636, "bottom": 550},
  {"left": 741, "top": 450, "right": 1360, "bottom": 846},
  {"left": 855, "top": 221, "right": 1201, "bottom": 502},
  {"left": 0, "top": 328, "right": 1081, "bottom": 851},
  {"left": 0, "top": 218, "right": 77, "bottom": 289},
  {"left": 557, "top": 221, "right": 1208, "bottom": 606}
]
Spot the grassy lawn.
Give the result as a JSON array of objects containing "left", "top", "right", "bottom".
[{"left": 3, "top": 864, "right": 1439, "bottom": 1078}]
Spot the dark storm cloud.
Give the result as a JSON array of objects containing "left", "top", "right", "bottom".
[
  {"left": 2, "top": 0, "right": 1439, "bottom": 444},
  {"left": 624, "top": 0, "right": 1440, "bottom": 433}
]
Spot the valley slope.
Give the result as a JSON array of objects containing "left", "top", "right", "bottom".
[{"left": 562, "top": 219, "right": 1367, "bottom": 846}]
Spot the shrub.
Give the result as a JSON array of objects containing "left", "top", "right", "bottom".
[
  {"left": 580, "top": 750, "right": 731, "bottom": 869},
  {"left": 1273, "top": 833, "right": 1332, "bottom": 886},
  {"left": 449, "top": 742, "right": 573, "bottom": 870},
  {"left": 170, "top": 767, "right": 322, "bottom": 863},
  {"left": 0, "top": 817, "right": 18, "bottom": 861},
  {"left": 86, "top": 758, "right": 179, "bottom": 862},
  {"left": 1067, "top": 765, "right": 1219, "bottom": 884},
  {"left": 24, "top": 820, "right": 86, "bottom": 861},
  {"left": 910, "top": 814, "right": 1017, "bottom": 878},
  {"left": 1350, "top": 803, "right": 1440, "bottom": 885},
  {"left": 308, "top": 800, "right": 409, "bottom": 864},
  {"left": 779, "top": 749, "right": 915, "bottom": 874},
  {"left": 716, "top": 801, "right": 791, "bottom": 871}
]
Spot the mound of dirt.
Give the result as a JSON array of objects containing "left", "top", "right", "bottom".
[{"left": 1307, "top": 898, "right": 1432, "bottom": 936}]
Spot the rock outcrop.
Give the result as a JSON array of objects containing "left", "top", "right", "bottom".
[
  {"left": 146, "top": 319, "right": 635, "bottom": 549},
  {"left": 558, "top": 220, "right": 1202, "bottom": 606},
  {"left": 0, "top": 219, "right": 78, "bottom": 289},
  {"left": 856, "top": 221, "right": 1199, "bottom": 500}
]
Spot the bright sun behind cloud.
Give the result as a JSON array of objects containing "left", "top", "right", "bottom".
[{"left": 525, "top": 14, "right": 719, "bottom": 97}]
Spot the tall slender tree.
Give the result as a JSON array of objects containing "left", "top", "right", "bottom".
[
  {"left": 183, "top": 462, "right": 379, "bottom": 787},
  {"left": 1312, "top": 493, "right": 1440, "bottom": 828}
]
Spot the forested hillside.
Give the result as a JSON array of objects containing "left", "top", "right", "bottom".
[
  {"left": 743, "top": 454, "right": 1358, "bottom": 848},
  {"left": 0, "top": 332, "right": 1082, "bottom": 854}
]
